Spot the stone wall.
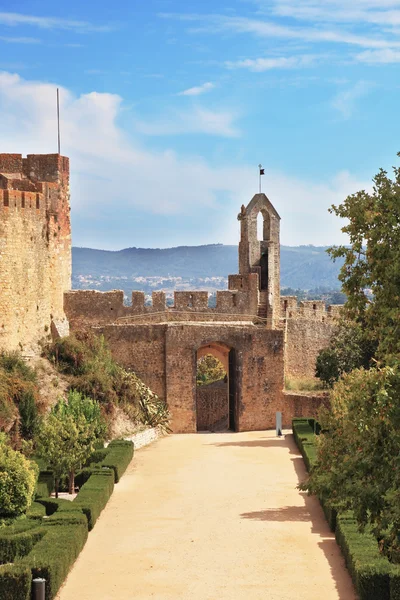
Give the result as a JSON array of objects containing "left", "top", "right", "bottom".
[
  {"left": 0, "top": 154, "right": 71, "bottom": 352},
  {"left": 64, "top": 277, "right": 260, "bottom": 329},
  {"left": 281, "top": 297, "right": 341, "bottom": 380},
  {"left": 282, "top": 391, "right": 330, "bottom": 426},
  {"left": 91, "top": 321, "right": 284, "bottom": 433}
]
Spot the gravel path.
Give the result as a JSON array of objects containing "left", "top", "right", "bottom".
[{"left": 57, "top": 431, "right": 356, "bottom": 600}]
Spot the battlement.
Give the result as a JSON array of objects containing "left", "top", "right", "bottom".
[
  {"left": 64, "top": 278, "right": 262, "bottom": 328},
  {"left": 0, "top": 153, "right": 69, "bottom": 186},
  {"left": 280, "top": 296, "right": 343, "bottom": 321}
]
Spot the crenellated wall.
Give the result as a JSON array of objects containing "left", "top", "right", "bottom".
[
  {"left": 280, "top": 296, "right": 342, "bottom": 380},
  {"left": 0, "top": 153, "right": 71, "bottom": 352},
  {"left": 64, "top": 274, "right": 260, "bottom": 329}
]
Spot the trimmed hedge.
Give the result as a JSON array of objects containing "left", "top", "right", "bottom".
[
  {"left": 100, "top": 440, "right": 134, "bottom": 483},
  {"left": 71, "top": 469, "right": 114, "bottom": 530},
  {"left": 27, "top": 501, "right": 46, "bottom": 520},
  {"left": 20, "top": 514, "right": 88, "bottom": 600},
  {"left": 292, "top": 418, "right": 400, "bottom": 600},
  {"left": 35, "top": 470, "right": 54, "bottom": 498},
  {"left": 0, "top": 524, "right": 45, "bottom": 564},
  {"left": 0, "top": 565, "right": 31, "bottom": 600},
  {"left": 0, "top": 439, "right": 133, "bottom": 598}
]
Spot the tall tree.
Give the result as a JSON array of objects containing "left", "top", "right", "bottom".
[{"left": 329, "top": 154, "right": 400, "bottom": 362}]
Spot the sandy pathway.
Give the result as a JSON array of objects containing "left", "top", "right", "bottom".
[{"left": 57, "top": 431, "right": 356, "bottom": 600}]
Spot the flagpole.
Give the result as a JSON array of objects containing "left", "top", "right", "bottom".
[
  {"left": 258, "top": 164, "right": 262, "bottom": 193},
  {"left": 57, "top": 88, "right": 61, "bottom": 155}
]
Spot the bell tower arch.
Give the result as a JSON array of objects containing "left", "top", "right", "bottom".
[{"left": 238, "top": 193, "right": 281, "bottom": 327}]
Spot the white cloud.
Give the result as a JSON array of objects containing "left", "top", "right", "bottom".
[
  {"left": 160, "top": 12, "right": 400, "bottom": 49},
  {"left": 268, "top": 0, "right": 400, "bottom": 27},
  {"left": 0, "top": 35, "right": 41, "bottom": 44},
  {"left": 225, "top": 55, "right": 316, "bottom": 71},
  {"left": 135, "top": 106, "right": 240, "bottom": 137},
  {"left": 331, "top": 80, "right": 375, "bottom": 118},
  {"left": 356, "top": 48, "right": 400, "bottom": 63},
  {"left": 0, "top": 71, "right": 368, "bottom": 249},
  {"left": 0, "top": 11, "right": 110, "bottom": 32},
  {"left": 178, "top": 82, "right": 215, "bottom": 96}
]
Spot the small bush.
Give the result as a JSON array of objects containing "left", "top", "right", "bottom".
[
  {"left": 0, "top": 565, "right": 31, "bottom": 600},
  {"left": 101, "top": 440, "right": 134, "bottom": 483},
  {"left": 35, "top": 470, "right": 54, "bottom": 498},
  {"left": 0, "top": 527, "right": 45, "bottom": 564},
  {"left": 0, "top": 439, "right": 38, "bottom": 517},
  {"left": 27, "top": 501, "right": 46, "bottom": 520}
]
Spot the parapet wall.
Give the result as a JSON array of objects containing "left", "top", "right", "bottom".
[
  {"left": 0, "top": 154, "right": 71, "bottom": 352},
  {"left": 64, "top": 274, "right": 260, "bottom": 328},
  {"left": 281, "top": 296, "right": 341, "bottom": 380}
]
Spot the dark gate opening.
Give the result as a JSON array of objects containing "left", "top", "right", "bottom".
[
  {"left": 228, "top": 348, "right": 236, "bottom": 431},
  {"left": 196, "top": 344, "right": 237, "bottom": 432},
  {"left": 260, "top": 251, "right": 269, "bottom": 290}
]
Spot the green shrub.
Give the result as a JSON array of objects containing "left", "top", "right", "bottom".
[
  {"left": 27, "top": 501, "right": 46, "bottom": 520},
  {"left": 35, "top": 470, "right": 54, "bottom": 498},
  {"left": 101, "top": 440, "right": 134, "bottom": 483},
  {"left": 0, "top": 565, "right": 31, "bottom": 600},
  {"left": 71, "top": 470, "right": 114, "bottom": 530},
  {"left": 390, "top": 572, "right": 400, "bottom": 599},
  {"left": 86, "top": 448, "right": 108, "bottom": 466},
  {"left": 0, "top": 439, "right": 38, "bottom": 517},
  {"left": 335, "top": 513, "right": 400, "bottom": 600},
  {"left": 20, "top": 515, "right": 88, "bottom": 600},
  {"left": 0, "top": 527, "right": 45, "bottom": 564}
]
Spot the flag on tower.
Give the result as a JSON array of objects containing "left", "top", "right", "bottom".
[{"left": 259, "top": 168, "right": 265, "bottom": 175}]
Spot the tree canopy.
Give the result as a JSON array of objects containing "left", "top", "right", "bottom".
[{"left": 328, "top": 154, "right": 400, "bottom": 362}]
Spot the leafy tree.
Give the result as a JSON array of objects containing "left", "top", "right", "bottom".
[
  {"left": 0, "top": 433, "right": 38, "bottom": 517},
  {"left": 197, "top": 354, "right": 226, "bottom": 386},
  {"left": 36, "top": 391, "right": 106, "bottom": 496},
  {"left": 315, "top": 321, "right": 376, "bottom": 387},
  {"left": 302, "top": 366, "right": 400, "bottom": 561},
  {"left": 328, "top": 154, "right": 400, "bottom": 362}
]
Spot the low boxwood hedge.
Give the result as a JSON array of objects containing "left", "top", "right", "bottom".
[
  {"left": 0, "top": 565, "right": 31, "bottom": 600},
  {"left": 292, "top": 418, "right": 400, "bottom": 599},
  {"left": 100, "top": 440, "right": 134, "bottom": 483},
  {"left": 3, "top": 439, "right": 134, "bottom": 598}
]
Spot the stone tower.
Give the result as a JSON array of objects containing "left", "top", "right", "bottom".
[
  {"left": 0, "top": 153, "right": 71, "bottom": 352},
  {"left": 238, "top": 193, "right": 281, "bottom": 328}
]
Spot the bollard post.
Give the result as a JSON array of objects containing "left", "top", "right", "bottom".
[
  {"left": 32, "top": 578, "right": 45, "bottom": 600},
  {"left": 276, "top": 411, "right": 282, "bottom": 437}
]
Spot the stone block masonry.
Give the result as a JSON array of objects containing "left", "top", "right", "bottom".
[{"left": 0, "top": 154, "right": 71, "bottom": 352}]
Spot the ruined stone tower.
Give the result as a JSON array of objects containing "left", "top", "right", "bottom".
[
  {"left": 0, "top": 153, "right": 71, "bottom": 352},
  {"left": 237, "top": 193, "right": 281, "bottom": 328}
]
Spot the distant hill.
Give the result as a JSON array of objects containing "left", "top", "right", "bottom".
[{"left": 72, "top": 244, "right": 344, "bottom": 292}]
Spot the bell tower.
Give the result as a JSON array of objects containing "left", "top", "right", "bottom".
[{"left": 238, "top": 193, "right": 281, "bottom": 327}]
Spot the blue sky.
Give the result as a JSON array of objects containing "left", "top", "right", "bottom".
[{"left": 1, "top": 1, "right": 400, "bottom": 249}]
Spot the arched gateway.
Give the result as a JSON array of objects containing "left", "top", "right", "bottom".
[{"left": 196, "top": 342, "right": 237, "bottom": 432}]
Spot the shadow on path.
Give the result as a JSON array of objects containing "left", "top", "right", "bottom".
[{"left": 237, "top": 433, "right": 357, "bottom": 600}]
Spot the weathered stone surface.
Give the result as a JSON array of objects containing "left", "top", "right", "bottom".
[{"left": 0, "top": 153, "right": 71, "bottom": 352}]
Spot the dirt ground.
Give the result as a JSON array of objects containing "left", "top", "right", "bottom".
[{"left": 57, "top": 431, "right": 357, "bottom": 600}]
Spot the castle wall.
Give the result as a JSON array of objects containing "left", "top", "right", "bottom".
[
  {"left": 0, "top": 154, "right": 71, "bottom": 352},
  {"left": 96, "top": 324, "right": 167, "bottom": 400},
  {"left": 64, "top": 276, "right": 260, "bottom": 329},
  {"left": 281, "top": 299, "right": 340, "bottom": 381},
  {"left": 282, "top": 391, "right": 329, "bottom": 426},
  {"left": 85, "top": 321, "right": 285, "bottom": 433}
]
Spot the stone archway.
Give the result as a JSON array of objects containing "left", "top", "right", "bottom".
[{"left": 196, "top": 342, "right": 237, "bottom": 432}]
